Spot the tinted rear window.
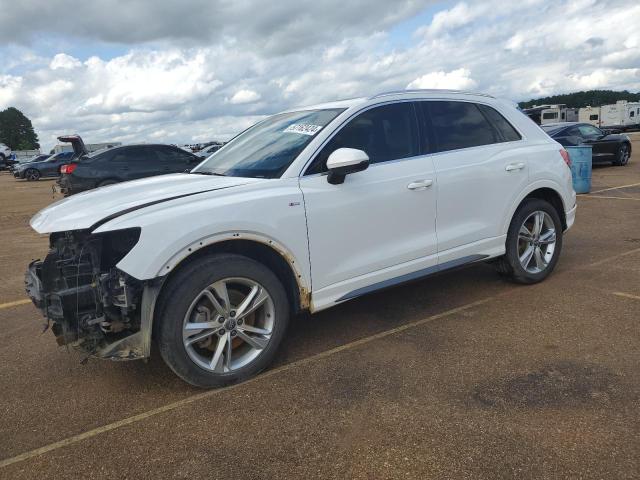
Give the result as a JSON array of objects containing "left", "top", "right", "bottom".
[{"left": 423, "top": 101, "right": 498, "bottom": 152}]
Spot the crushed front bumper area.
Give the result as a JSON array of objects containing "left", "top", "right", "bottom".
[{"left": 25, "top": 228, "right": 150, "bottom": 361}]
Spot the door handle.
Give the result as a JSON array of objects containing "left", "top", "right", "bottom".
[
  {"left": 407, "top": 179, "right": 433, "bottom": 190},
  {"left": 505, "top": 162, "right": 525, "bottom": 172}
]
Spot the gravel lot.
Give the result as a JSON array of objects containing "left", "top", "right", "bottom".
[{"left": 1, "top": 138, "right": 639, "bottom": 479}]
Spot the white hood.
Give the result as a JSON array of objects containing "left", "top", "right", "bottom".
[{"left": 31, "top": 173, "right": 263, "bottom": 234}]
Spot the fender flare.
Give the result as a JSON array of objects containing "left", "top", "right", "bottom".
[
  {"left": 501, "top": 180, "right": 568, "bottom": 234},
  {"left": 134, "top": 231, "right": 311, "bottom": 359}
]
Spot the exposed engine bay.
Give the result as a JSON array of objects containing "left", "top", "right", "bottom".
[{"left": 25, "top": 227, "right": 151, "bottom": 360}]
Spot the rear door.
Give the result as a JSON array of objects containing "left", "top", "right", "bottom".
[
  {"left": 420, "top": 100, "right": 527, "bottom": 262},
  {"left": 112, "top": 146, "right": 163, "bottom": 181}
]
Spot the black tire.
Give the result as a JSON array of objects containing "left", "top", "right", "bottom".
[
  {"left": 98, "top": 179, "right": 118, "bottom": 187},
  {"left": 25, "top": 168, "right": 40, "bottom": 181},
  {"left": 155, "top": 253, "right": 290, "bottom": 388},
  {"left": 494, "top": 198, "right": 563, "bottom": 284},
  {"left": 613, "top": 143, "right": 630, "bottom": 166}
]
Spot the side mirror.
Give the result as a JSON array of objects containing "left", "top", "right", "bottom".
[{"left": 326, "top": 148, "right": 369, "bottom": 185}]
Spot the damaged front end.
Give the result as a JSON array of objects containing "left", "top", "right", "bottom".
[{"left": 25, "top": 227, "right": 154, "bottom": 360}]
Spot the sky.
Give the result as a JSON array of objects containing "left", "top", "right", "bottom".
[{"left": 0, "top": 0, "right": 639, "bottom": 151}]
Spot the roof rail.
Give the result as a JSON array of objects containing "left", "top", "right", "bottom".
[{"left": 370, "top": 89, "right": 495, "bottom": 100}]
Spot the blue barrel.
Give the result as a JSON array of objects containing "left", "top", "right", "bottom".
[{"left": 567, "top": 146, "right": 592, "bottom": 194}]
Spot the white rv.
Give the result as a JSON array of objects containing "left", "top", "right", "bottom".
[
  {"left": 600, "top": 100, "right": 640, "bottom": 130},
  {"left": 578, "top": 106, "right": 601, "bottom": 127},
  {"left": 540, "top": 104, "right": 568, "bottom": 124}
]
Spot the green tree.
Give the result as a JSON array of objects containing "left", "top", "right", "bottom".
[
  {"left": 519, "top": 90, "right": 640, "bottom": 109},
  {"left": 0, "top": 107, "right": 40, "bottom": 150}
]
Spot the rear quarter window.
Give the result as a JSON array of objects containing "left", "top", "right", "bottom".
[{"left": 477, "top": 104, "right": 521, "bottom": 142}]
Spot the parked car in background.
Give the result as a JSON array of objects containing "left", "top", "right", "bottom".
[
  {"left": 542, "top": 122, "right": 632, "bottom": 166},
  {"left": 13, "top": 151, "right": 75, "bottom": 180},
  {"left": 0, "top": 143, "right": 12, "bottom": 169},
  {"left": 8, "top": 154, "right": 50, "bottom": 173},
  {"left": 26, "top": 90, "right": 576, "bottom": 387},
  {"left": 58, "top": 143, "right": 201, "bottom": 195},
  {"left": 194, "top": 143, "right": 224, "bottom": 159}
]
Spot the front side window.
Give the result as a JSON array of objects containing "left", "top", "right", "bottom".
[
  {"left": 424, "top": 101, "right": 499, "bottom": 153},
  {"left": 306, "top": 102, "right": 419, "bottom": 174},
  {"left": 194, "top": 108, "right": 344, "bottom": 178},
  {"left": 577, "top": 125, "right": 602, "bottom": 137}
]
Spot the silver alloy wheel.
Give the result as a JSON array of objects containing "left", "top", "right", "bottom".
[
  {"left": 26, "top": 169, "right": 39, "bottom": 181},
  {"left": 182, "top": 277, "right": 275, "bottom": 373},
  {"left": 619, "top": 144, "right": 629, "bottom": 165},
  {"left": 518, "top": 211, "right": 557, "bottom": 274}
]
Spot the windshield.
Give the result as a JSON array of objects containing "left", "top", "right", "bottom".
[{"left": 194, "top": 108, "right": 344, "bottom": 178}]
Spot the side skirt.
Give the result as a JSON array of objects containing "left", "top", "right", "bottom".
[{"left": 336, "top": 254, "right": 488, "bottom": 303}]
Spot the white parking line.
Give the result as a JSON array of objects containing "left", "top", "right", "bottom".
[
  {"left": 589, "top": 182, "right": 640, "bottom": 194},
  {"left": 578, "top": 195, "right": 640, "bottom": 201},
  {"left": 612, "top": 292, "right": 640, "bottom": 301},
  {"left": 0, "top": 296, "right": 496, "bottom": 469},
  {"left": 0, "top": 299, "right": 31, "bottom": 310}
]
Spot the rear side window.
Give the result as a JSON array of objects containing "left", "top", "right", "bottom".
[
  {"left": 477, "top": 104, "right": 521, "bottom": 142},
  {"left": 422, "top": 101, "right": 498, "bottom": 153},
  {"left": 307, "top": 102, "right": 419, "bottom": 174},
  {"left": 112, "top": 146, "right": 159, "bottom": 164},
  {"left": 156, "top": 147, "right": 194, "bottom": 164}
]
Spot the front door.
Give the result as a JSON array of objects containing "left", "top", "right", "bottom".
[
  {"left": 299, "top": 102, "right": 438, "bottom": 309},
  {"left": 573, "top": 124, "right": 617, "bottom": 161}
]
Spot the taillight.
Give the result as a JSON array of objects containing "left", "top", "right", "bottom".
[
  {"left": 61, "top": 164, "right": 77, "bottom": 174},
  {"left": 559, "top": 149, "right": 571, "bottom": 168}
]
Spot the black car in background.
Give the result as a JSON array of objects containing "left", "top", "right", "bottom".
[
  {"left": 13, "top": 151, "right": 74, "bottom": 180},
  {"left": 58, "top": 144, "right": 201, "bottom": 195},
  {"left": 542, "top": 122, "right": 632, "bottom": 166}
]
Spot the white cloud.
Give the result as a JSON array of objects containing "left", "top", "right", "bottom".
[
  {"left": 1, "top": 0, "right": 639, "bottom": 152},
  {"left": 229, "top": 89, "right": 261, "bottom": 104},
  {"left": 50, "top": 53, "right": 81, "bottom": 70},
  {"left": 407, "top": 68, "right": 478, "bottom": 90}
]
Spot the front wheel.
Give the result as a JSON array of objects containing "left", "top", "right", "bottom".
[
  {"left": 156, "top": 253, "right": 290, "bottom": 388},
  {"left": 25, "top": 168, "right": 41, "bottom": 181},
  {"left": 495, "top": 199, "right": 563, "bottom": 284},
  {"left": 613, "top": 143, "right": 630, "bottom": 166}
]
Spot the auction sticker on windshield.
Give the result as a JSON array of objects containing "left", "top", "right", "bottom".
[{"left": 283, "top": 124, "right": 323, "bottom": 136}]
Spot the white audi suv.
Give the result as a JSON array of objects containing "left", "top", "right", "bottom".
[{"left": 26, "top": 90, "right": 576, "bottom": 387}]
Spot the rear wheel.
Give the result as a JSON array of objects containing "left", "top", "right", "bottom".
[
  {"left": 495, "top": 199, "right": 563, "bottom": 284},
  {"left": 25, "top": 168, "right": 40, "bottom": 181},
  {"left": 613, "top": 143, "right": 630, "bottom": 166},
  {"left": 156, "top": 253, "right": 290, "bottom": 388}
]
